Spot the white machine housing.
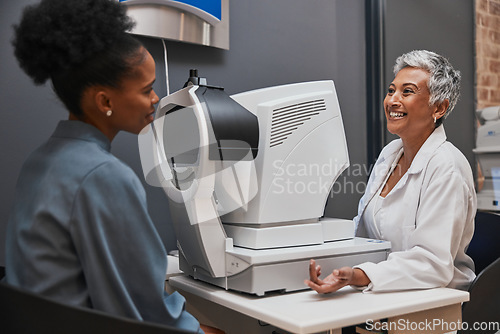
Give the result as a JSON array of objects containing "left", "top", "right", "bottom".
[
  {"left": 141, "top": 79, "right": 390, "bottom": 295},
  {"left": 223, "top": 81, "right": 354, "bottom": 247},
  {"left": 474, "top": 106, "right": 500, "bottom": 211}
]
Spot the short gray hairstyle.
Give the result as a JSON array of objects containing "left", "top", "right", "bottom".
[{"left": 393, "top": 50, "right": 461, "bottom": 125}]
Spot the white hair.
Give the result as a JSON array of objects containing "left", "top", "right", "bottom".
[{"left": 393, "top": 50, "right": 461, "bottom": 125}]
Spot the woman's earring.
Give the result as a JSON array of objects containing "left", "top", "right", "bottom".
[
  {"left": 433, "top": 116, "right": 436, "bottom": 124},
  {"left": 106, "top": 110, "right": 113, "bottom": 117}
]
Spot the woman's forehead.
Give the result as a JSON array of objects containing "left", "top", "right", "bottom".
[{"left": 393, "top": 67, "right": 430, "bottom": 86}]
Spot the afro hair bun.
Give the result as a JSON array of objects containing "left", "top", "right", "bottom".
[{"left": 12, "top": 0, "right": 135, "bottom": 85}]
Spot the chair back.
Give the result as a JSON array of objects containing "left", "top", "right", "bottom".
[
  {"left": 0, "top": 282, "right": 195, "bottom": 334},
  {"left": 458, "top": 257, "right": 500, "bottom": 334},
  {"left": 467, "top": 211, "right": 500, "bottom": 274}
]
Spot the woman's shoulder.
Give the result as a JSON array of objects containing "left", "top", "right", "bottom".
[
  {"left": 73, "top": 157, "right": 146, "bottom": 208},
  {"left": 38, "top": 134, "right": 142, "bottom": 193},
  {"left": 85, "top": 157, "right": 141, "bottom": 188},
  {"left": 433, "top": 141, "right": 470, "bottom": 166},
  {"left": 427, "top": 141, "right": 474, "bottom": 180}
]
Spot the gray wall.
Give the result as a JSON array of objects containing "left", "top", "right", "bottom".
[{"left": 0, "top": 0, "right": 368, "bottom": 264}]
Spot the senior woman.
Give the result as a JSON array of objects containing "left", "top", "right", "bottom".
[{"left": 306, "top": 50, "right": 476, "bottom": 293}]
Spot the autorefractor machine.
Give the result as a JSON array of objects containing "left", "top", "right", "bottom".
[
  {"left": 139, "top": 71, "right": 391, "bottom": 296},
  {"left": 474, "top": 106, "right": 500, "bottom": 212}
]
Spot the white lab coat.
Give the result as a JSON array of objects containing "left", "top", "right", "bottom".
[{"left": 354, "top": 125, "right": 476, "bottom": 292}]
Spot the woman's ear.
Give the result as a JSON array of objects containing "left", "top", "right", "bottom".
[
  {"left": 434, "top": 99, "right": 450, "bottom": 121},
  {"left": 94, "top": 90, "right": 112, "bottom": 116}
]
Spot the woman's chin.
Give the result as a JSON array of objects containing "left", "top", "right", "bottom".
[{"left": 386, "top": 122, "right": 403, "bottom": 136}]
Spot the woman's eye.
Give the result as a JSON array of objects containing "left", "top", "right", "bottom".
[
  {"left": 403, "top": 88, "right": 414, "bottom": 94},
  {"left": 387, "top": 88, "right": 395, "bottom": 94}
]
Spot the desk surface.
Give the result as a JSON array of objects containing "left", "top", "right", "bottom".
[{"left": 169, "top": 275, "right": 469, "bottom": 334}]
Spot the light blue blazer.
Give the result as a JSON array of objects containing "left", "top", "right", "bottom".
[{"left": 6, "top": 120, "right": 202, "bottom": 333}]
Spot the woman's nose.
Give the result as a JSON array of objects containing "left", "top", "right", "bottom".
[
  {"left": 386, "top": 92, "right": 401, "bottom": 106},
  {"left": 151, "top": 90, "right": 160, "bottom": 104}
]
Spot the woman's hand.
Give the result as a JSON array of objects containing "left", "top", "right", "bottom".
[{"left": 304, "top": 259, "right": 370, "bottom": 294}]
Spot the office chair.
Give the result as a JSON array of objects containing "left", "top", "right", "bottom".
[
  {"left": 458, "top": 257, "right": 500, "bottom": 334},
  {"left": 467, "top": 211, "right": 500, "bottom": 274},
  {"left": 0, "top": 281, "right": 197, "bottom": 334}
]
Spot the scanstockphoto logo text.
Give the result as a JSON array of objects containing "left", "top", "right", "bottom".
[{"left": 365, "top": 318, "right": 500, "bottom": 332}]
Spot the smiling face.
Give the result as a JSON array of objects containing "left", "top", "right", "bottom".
[
  {"left": 104, "top": 49, "right": 159, "bottom": 138},
  {"left": 384, "top": 67, "right": 438, "bottom": 144}
]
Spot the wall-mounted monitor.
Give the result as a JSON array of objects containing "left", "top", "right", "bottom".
[{"left": 119, "top": 0, "right": 229, "bottom": 50}]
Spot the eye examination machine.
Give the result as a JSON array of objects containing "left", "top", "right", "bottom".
[
  {"left": 139, "top": 71, "right": 391, "bottom": 296},
  {"left": 474, "top": 106, "right": 500, "bottom": 212}
]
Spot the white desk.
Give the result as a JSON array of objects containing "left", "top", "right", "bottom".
[{"left": 168, "top": 275, "right": 469, "bottom": 334}]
